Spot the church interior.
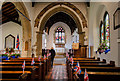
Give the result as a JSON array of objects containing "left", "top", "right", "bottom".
[{"left": 0, "top": 0, "right": 120, "bottom": 81}]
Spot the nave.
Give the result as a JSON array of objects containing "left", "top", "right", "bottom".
[
  {"left": 45, "top": 53, "right": 68, "bottom": 81},
  {"left": 0, "top": 1, "right": 120, "bottom": 81},
  {"left": 1, "top": 52, "right": 120, "bottom": 81}
]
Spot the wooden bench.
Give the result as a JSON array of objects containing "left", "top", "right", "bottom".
[
  {"left": 1, "top": 59, "right": 48, "bottom": 80},
  {"left": 0, "top": 71, "right": 31, "bottom": 80},
  {"left": 7, "top": 57, "right": 51, "bottom": 74},
  {"left": 0, "top": 79, "right": 19, "bottom": 81},
  {"left": 73, "top": 60, "right": 105, "bottom": 63},
  {"left": 73, "top": 58, "right": 100, "bottom": 61},
  {"left": 3, "top": 57, "right": 52, "bottom": 73},
  {"left": 0, "top": 66, "right": 39, "bottom": 71},
  {"left": 2, "top": 60, "right": 40, "bottom": 63},
  {"left": 1, "top": 56, "right": 52, "bottom": 81},
  {"left": 74, "top": 71, "right": 120, "bottom": 81},
  {"left": 67, "top": 58, "right": 120, "bottom": 81}
]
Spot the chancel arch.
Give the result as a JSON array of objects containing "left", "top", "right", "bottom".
[
  {"left": 35, "top": 6, "right": 86, "bottom": 56},
  {"left": 34, "top": 2, "right": 87, "bottom": 28}
]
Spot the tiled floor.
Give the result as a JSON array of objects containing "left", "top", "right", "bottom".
[{"left": 45, "top": 53, "right": 68, "bottom": 81}]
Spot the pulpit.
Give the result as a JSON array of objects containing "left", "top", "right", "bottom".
[{"left": 72, "top": 43, "right": 87, "bottom": 58}]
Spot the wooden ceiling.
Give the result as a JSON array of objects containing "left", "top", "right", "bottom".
[
  {"left": 45, "top": 12, "right": 77, "bottom": 34},
  {"left": 0, "top": 2, "right": 21, "bottom": 25}
]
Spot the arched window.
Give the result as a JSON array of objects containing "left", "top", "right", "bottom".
[
  {"left": 5, "top": 34, "right": 15, "bottom": 49},
  {"left": 100, "top": 21, "right": 104, "bottom": 43},
  {"left": 104, "top": 12, "right": 110, "bottom": 48},
  {"left": 55, "top": 27, "right": 65, "bottom": 44}
]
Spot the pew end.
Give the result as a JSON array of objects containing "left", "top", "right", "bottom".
[
  {"left": 97, "top": 57, "right": 100, "bottom": 61},
  {"left": 102, "top": 59, "right": 106, "bottom": 63},
  {"left": 19, "top": 72, "right": 31, "bottom": 81},
  {"left": 110, "top": 61, "right": 115, "bottom": 67},
  {"left": 73, "top": 74, "right": 80, "bottom": 81},
  {"left": 93, "top": 56, "right": 95, "bottom": 59}
]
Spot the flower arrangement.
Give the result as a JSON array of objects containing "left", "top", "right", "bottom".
[
  {"left": 5, "top": 48, "right": 14, "bottom": 54},
  {"left": 96, "top": 41, "right": 110, "bottom": 54},
  {"left": 1, "top": 48, "right": 21, "bottom": 60},
  {"left": 2, "top": 53, "right": 20, "bottom": 58},
  {"left": 2, "top": 54, "right": 8, "bottom": 57}
]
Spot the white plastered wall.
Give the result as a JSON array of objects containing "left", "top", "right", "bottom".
[
  {"left": 1, "top": 22, "right": 22, "bottom": 51},
  {"left": 0, "top": 1, "right": 3, "bottom": 51},
  {"left": 47, "top": 22, "right": 72, "bottom": 53},
  {"left": 33, "top": 2, "right": 88, "bottom": 46},
  {"left": 89, "top": 2, "right": 119, "bottom": 66},
  {"left": 0, "top": 25, "right": 2, "bottom": 50}
]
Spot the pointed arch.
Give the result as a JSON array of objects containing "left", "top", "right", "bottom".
[
  {"left": 103, "top": 11, "right": 110, "bottom": 48},
  {"left": 34, "top": 2, "right": 87, "bottom": 28},
  {"left": 100, "top": 21, "right": 104, "bottom": 44}
]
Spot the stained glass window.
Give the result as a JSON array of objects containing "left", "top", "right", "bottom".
[
  {"left": 100, "top": 12, "right": 110, "bottom": 49},
  {"left": 104, "top": 12, "right": 110, "bottom": 48},
  {"left": 100, "top": 21, "right": 104, "bottom": 43},
  {"left": 55, "top": 27, "right": 65, "bottom": 44}
]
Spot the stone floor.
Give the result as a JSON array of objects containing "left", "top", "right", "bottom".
[{"left": 45, "top": 53, "right": 68, "bottom": 81}]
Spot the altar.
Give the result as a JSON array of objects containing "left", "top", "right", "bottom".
[{"left": 55, "top": 44, "right": 65, "bottom": 53}]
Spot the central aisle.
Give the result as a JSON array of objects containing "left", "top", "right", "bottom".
[{"left": 45, "top": 53, "right": 68, "bottom": 81}]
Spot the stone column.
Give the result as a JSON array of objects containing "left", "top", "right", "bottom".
[
  {"left": 28, "top": 38, "right": 32, "bottom": 57},
  {"left": 20, "top": 16, "right": 32, "bottom": 57},
  {"left": 78, "top": 32, "right": 85, "bottom": 46},
  {"left": 118, "top": 1, "right": 120, "bottom": 66},
  {"left": 118, "top": 28, "right": 120, "bottom": 66},
  {"left": 36, "top": 31, "right": 43, "bottom": 57},
  {"left": 0, "top": 25, "right": 2, "bottom": 50}
]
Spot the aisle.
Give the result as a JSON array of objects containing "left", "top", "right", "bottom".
[{"left": 45, "top": 53, "right": 68, "bottom": 81}]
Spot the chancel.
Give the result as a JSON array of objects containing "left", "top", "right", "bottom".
[{"left": 0, "top": 0, "right": 120, "bottom": 81}]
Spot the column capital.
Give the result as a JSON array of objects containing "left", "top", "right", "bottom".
[
  {"left": 78, "top": 32, "right": 85, "bottom": 34},
  {"left": 36, "top": 31, "right": 43, "bottom": 34}
]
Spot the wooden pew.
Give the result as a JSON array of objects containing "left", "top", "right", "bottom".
[
  {"left": 73, "top": 60, "right": 105, "bottom": 63},
  {"left": 9, "top": 57, "right": 52, "bottom": 73},
  {"left": 0, "top": 79, "right": 19, "bottom": 81},
  {"left": 73, "top": 62, "right": 113, "bottom": 67},
  {"left": 0, "top": 71, "right": 31, "bottom": 81},
  {"left": 0, "top": 62, "right": 45, "bottom": 80},
  {"left": 0, "top": 62, "right": 42, "bottom": 66},
  {"left": 17, "top": 57, "right": 51, "bottom": 73},
  {"left": 1, "top": 59, "right": 48, "bottom": 80},
  {"left": 2, "top": 60, "right": 40, "bottom": 63},
  {"left": 1, "top": 56, "right": 51, "bottom": 80},
  {"left": 0, "top": 66, "right": 40, "bottom": 80},
  {"left": 67, "top": 58, "right": 120, "bottom": 81},
  {"left": 73, "top": 58, "right": 99, "bottom": 61},
  {"left": 0, "top": 66, "right": 39, "bottom": 71},
  {"left": 74, "top": 66, "right": 120, "bottom": 72},
  {"left": 75, "top": 71, "right": 120, "bottom": 81},
  {"left": 1, "top": 64, "right": 43, "bottom": 80}
]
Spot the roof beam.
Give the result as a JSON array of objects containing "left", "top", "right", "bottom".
[{"left": 2, "top": 13, "right": 21, "bottom": 25}]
